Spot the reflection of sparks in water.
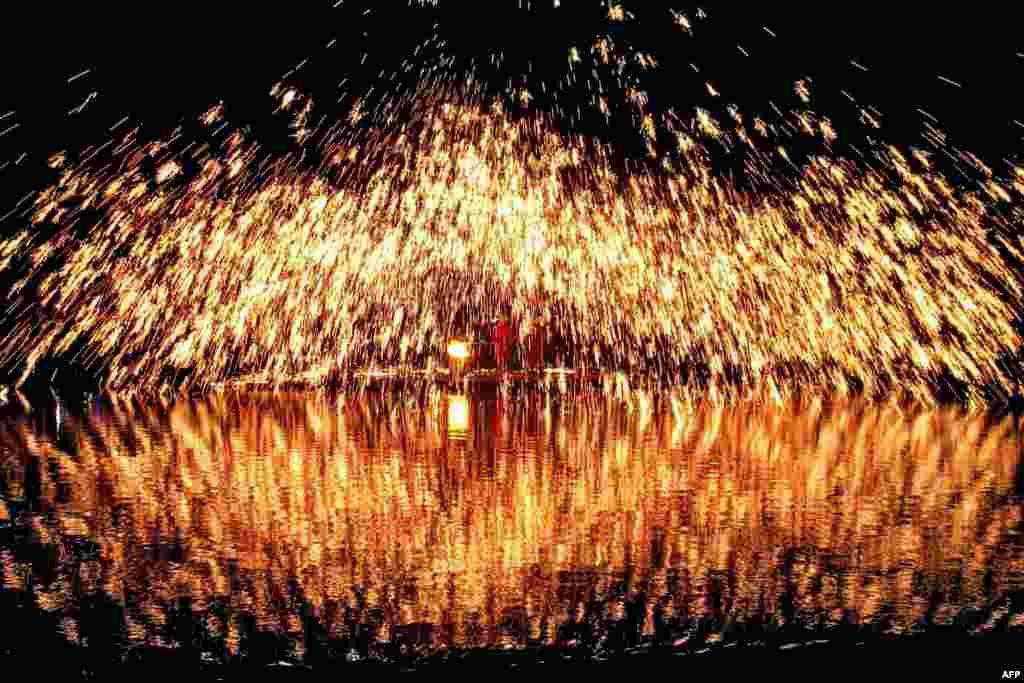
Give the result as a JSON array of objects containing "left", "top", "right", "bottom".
[
  {"left": 0, "top": 391, "right": 1022, "bottom": 654},
  {"left": 0, "top": 6, "right": 1022, "bottom": 404}
]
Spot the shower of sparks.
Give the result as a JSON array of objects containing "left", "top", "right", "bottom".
[{"left": 0, "top": 2, "right": 1022, "bottom": 403}]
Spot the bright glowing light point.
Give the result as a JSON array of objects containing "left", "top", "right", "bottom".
[{"left": 447, "top": 340, "right": 469, "bottom": 360}]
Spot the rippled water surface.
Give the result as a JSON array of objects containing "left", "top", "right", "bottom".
[{"left": 1, "top": 389, "right": 1023, "bottom": 668}]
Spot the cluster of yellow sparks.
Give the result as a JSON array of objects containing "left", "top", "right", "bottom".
[
  {"left": 0, "top": 4, "right": 1022, "bottom": 403},
  {"left": 2, "top": 392, "right": 1022, "bottom": 651}
]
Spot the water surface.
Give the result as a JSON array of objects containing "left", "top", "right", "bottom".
[{"left": 1, "top": 389, "right": 1022, "bottom": 666}]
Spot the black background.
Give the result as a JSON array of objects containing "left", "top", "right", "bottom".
[{"left": 0, "top": 2, "right": 1022, "bottom": 214}]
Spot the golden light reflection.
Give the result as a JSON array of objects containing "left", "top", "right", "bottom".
[
  {"left": 447, "top": 393, "right": 470, "bottom": 433},
  {"left": 0, "top": 391, "right": 1021, "bottom": 656}
]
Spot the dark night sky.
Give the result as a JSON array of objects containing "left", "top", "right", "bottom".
[{"left": 1, "top": 2, "right": 1022, "bottom": 209}]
